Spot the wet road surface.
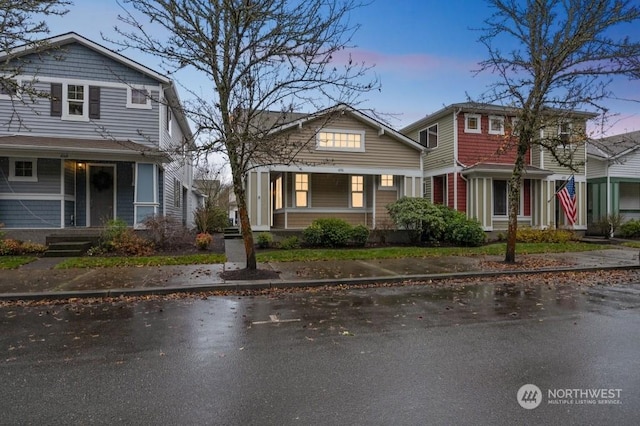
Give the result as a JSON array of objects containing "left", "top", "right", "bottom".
[{"left": 1, "top": 281, "right": 639, "bottom": 425}]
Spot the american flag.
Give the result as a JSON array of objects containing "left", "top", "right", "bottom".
[{"left": 557, "top": 176, "right": 577, "bottom": 226}]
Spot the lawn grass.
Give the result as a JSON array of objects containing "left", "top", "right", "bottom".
[
  {"left": 0, "top": 256, "right": 37, "bottom": 269},
  {"left": 54, "top": 253, "right": 226, "bottom": 269},
  {"left": 256, "top": 242, "right": 610, "bottom": 262},
  {"left": 621, "top": 241, "right": 640, "bottom": 249}
]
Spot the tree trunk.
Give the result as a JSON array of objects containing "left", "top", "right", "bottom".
[
  {"left": 232, "top": 174, "right": 257, "bottom": 270},
  {"left": 505, "top": 141, "right": 529, "bottom": 263}
]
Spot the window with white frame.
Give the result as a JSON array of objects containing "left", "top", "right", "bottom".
[
  {"left": 127, "top": 86, "right": 151, "bottom": 109},
  {"left": 165, "top": 102, "right": 173, "bottom": 136},
  {"left": 274, "top": 175, "right": 283, "bottom": 210},
  {"left": 419, "top": 124, "right": 438, "bottom": 148},
  {"left": 66, "top": 84, "right": 86, "bottom": 117},
  {"left": 351, "top": 175, "right": 364, "bottom": 207},
  {"left": 465, "top": 113, "right": 481, "bottom": 133},
  {"left": 510, "top": 117, "right": 520, "bottom": 136},
  {"left": 558, "top": 121, "right": 572, "bottom": 144},
  {"left": 380, "top": 174, "right": 394, "bottom": 189},
  {"left": 9, "top": 158, "right": 37, "bottom": 182},
  {"left": 295, "top": 173, "right": 308, "bottom": 207},
  {"left": 488, "top": 115, "right": 505, "bottom": 135},
  {"left": 317, "top": 130, "right": 364, "bottom": 151}
]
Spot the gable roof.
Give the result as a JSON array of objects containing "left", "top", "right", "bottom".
[
  {"left": 587, "top": 130, "right": 640, "bottom": 160},
  {"left": 1, "top": 32, "right": 170, "bottom": 84},
  {"left": 271, "top": 104, "right": 426, "bottom": 152},
  {"left": 401, "top": 102, "right": 598, "bottom": 134}
]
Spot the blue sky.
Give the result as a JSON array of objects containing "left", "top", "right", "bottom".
[{"left": 45, "top": 0, "right": 639, "bottom": 136}]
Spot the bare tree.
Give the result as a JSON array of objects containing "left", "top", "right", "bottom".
[
  {"left": 0, "top": 1, "right": 70, "bottom": 127},
  {"left": 477, "top": 0, "right": 640, "bottom": 263},
  {"left": 111, "top": 0, "right": 377, "bottom": 270}
]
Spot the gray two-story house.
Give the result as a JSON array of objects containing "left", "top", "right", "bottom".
[{"left": 0, "top": 32, "right": 197, "bottom": 234}]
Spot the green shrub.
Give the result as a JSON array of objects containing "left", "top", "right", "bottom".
[
  {"left": 619, "top": 219, "right": 640, "bottom": 238},
  {"left": 350, "top": 224, "right": 370, "bottom": 247},
  {"left": 278, "top": 235, "right": 300, "bottom": 250},
  {"left": 194, "top": 206, "right": 229, "bottom": 233},
  {"left": 445, "top": 215, "right": 486, "bottom": 246},
  {"left": 303, "top": 218, "right": 353, "bottom": 247},
  {"left": 102, "top": 218, "right": 128, "bottom": 243},
  {"left": 387, "top": 197, "right": 446, "bottom": 243},
  {"left": 100, "top": 218, "right": 154, "bottom": 256},
  {"left": 515, "top": 227, "right": 578, "bottom": 243},
  {"left": 195, "top": 233, "right": 213, "bottom": 250},
  {"left": 256, "top": 232, "right": 274, "bottom": 249}
]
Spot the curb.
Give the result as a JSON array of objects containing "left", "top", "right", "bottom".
[{"left": 1, "top": 263, "right": 639, "bottom": 302}]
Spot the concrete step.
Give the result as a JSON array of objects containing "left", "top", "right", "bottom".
[
  {"left": 46, "top": 234, "right": 100, "bottom": 246},
  {"left": 44, "top": 241, "right": 93, "bottom": 257},
  {"left": 223, "top": 227, "right": 242, "bottom": 239}
]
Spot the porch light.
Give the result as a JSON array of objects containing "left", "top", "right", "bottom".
[{"left": 77, "top": 162, "right": 85, "bottom": 170}]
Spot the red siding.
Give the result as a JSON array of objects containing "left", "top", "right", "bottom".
[
  {"left": 447, "top": 173, "right": 454, "bottom": 209},
  {"left": 457, "top": 114, "right": 531, "bottom": 165},
  {"left": 524, "top": 179, "right": 531, "bottom": 216},
  {"left": 457, "top": 174, "right": 466, "bottom": 213},
  {"left": 433, "top": 175, "right": 444, "bottom": 204}
]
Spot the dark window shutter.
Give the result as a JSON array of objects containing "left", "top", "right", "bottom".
[
  {"left": 89, "top": 86, "right": 100, "bottom": 119},
  {"left": 419, "top": 129, "right": 427, "bottom": 146},
  {"left": 50, "top": 83, "right": 62, "bottom": 117}
]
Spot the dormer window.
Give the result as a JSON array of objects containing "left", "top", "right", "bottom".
[
  {"left": 67, "top": 85, "right": 85, "bottom": 116},
  {"left": 465, "top": 113, "right": 481, "bottom": 133},
  {"left": 559, "top": 122, "right": 572, "bottom": 144},
  {"left": 50, "top": 83, "right": 100, "bottom": 121},
  {"left": 317, "top": 129, "right": 364, "bottom": 152}
]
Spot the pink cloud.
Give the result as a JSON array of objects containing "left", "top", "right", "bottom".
[
  {"left": 332, "top": 48, "right": 477, "bottom": 75},
  {"left": 590, "top": 113, "right": 640, "bottom": 138}
]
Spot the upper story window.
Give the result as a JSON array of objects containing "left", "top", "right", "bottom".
[
  {"left": 165, "top": 102, "right": 173, "bottom": 136},
  {"left": 0, "top": 78, "right": 19, "bottom": 100},
  {"left": 317, "top": 129, "right": 364, "bottom": 152},
  {"left": 50, "top": 83, "right": 100, "bottom": 121},
  {"left": 419, "top": 124, "right": 438, "bottom": 148},
  {"left": 9, "top": 158, "right": 37, "bottom": 182},
  {"left": 558, "top": 121, "right": 572, "bottom": 144},
  {"left": 465, "top": 113, "right": 481, "bottom": 133},
  {"left": 488, "top": 116, "right": 505, "bottom": 135},
  {"left": 510, "top": 117, "right": 520, "bottom": 136},
  {"left": 127, "top": 86, "right": 151, "bottom": 109}
]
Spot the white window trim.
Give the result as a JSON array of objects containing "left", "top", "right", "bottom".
[
  {"left": 464, "top": 113, "right": 481, "bottom": 134},
  {"left": 488, "top": 115, "right": 505, "bottom": 135},
  {"left": 274, "top": 175, "right": 283, "bottom": 210},
  {"left": 316, "top": 128, "right": 365, "bottom": 152},
  {"left": 420, "top": 123, "right": 439, "bottom": 148},
  {"left": 510, "top": 117, "right": 520, "bottom": 136},
  {"left": 0, "top": 78, "right": 21, "bottom": 100},
  {"left": 62, "top": 83, "right": 89, "bottom": 122},
  {"left": 379, "top": 174, "right": 395, "bottom": 191},
  {"left": 9, "top": 158, "right": 38, "bottom": 182},
  {"left": 127, "top": 85, "right": 152, "bottom": 109},
  {"left": 165, "top": 102, "right": 173, "bottom": 137}
]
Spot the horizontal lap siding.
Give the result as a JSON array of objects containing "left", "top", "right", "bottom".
[
  {"left": 65, "top": 200, "right": 74, "bottom": 227},
  {"left": 405, "top": 115, "right": 454, "bottom": 172},
  {"left": 0, "top": 157, "right": 60, "bottom": 194},
  {"left": 0, "top": 84, "right": 159, "bottom": 146},
  {"left": 273, "top": 213, "right": 285, "bottom": 228},
  {"left": 311, "top": 174, "right": 348, "bottom": 208},
  {"left": 116, "top": 162, "right": 134, "bottom": 225},
  {"left": 286, "top": 212, "right": 368, "bottom": 229},
  {"left": 608, "top": 152, "right": 640, "bottom": 177},
  {"left": 64, "top": 160, "right": 75, "bottom": 195},
  {"left": 0, "top": 200, "right": 61, "bottom": 228},
  {"left": 375, "top": 189, "right": 398, "bottom": 227},
  {"left": 285, "top": 115, "right": 421, "bottom": 169},
  {"left": 456, "top": 175, "right": 466, "bottom": 213},
  {"left": 541, "top": 122, "right": 586, "bottom": 175}
]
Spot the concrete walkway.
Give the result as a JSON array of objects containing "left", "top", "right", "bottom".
[{"left": 0, "top": 243, "right": 639, "bottom": 300}]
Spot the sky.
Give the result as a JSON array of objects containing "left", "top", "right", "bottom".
[{"left": 44, "top": 0, "right": 640, "bottom": 137}]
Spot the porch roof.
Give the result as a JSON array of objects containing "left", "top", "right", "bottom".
[
  {"left": 0, "top": 135, "right": 170, "bottom": 162},
  {"left": 461, "top": 162, "right": 553, "bottom": 178}
]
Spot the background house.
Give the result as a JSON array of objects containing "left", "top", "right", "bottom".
[
  {"left": 401, "top": 102, "right": 595, "bottom": 232},
  {"left": 0, "top": 33, "right": 197, "bottom": 239},
  {"left": 245, "top": 105, "right": 425, "bottom": 231},
  {"left": 587, "top": 130, "right": 640, "bottom": 230}
]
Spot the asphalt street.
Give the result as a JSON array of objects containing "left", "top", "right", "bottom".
[{"left": 1, "top": 281, "right": 639, "bottom": 425}]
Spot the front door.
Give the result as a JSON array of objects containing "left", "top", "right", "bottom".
[{"left": 89, "top": 165, "right": 115, "bottom": 226}]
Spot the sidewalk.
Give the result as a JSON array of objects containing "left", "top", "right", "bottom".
[{"left": 1, "top": 239, "right": 639, "bottom": 300}]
